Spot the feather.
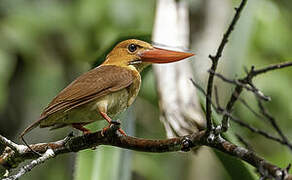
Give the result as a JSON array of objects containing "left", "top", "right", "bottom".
[{"left": 20, "top": 65, "right": 135, "bottom": 137}]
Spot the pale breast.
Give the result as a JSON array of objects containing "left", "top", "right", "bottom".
[{"left": 127, "top": 65, "right": 141, "bottom": 106}]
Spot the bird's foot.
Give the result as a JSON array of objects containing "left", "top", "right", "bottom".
[
  {"left": 72, "top": 123, "right": 91, "bottom": 135},
  {"left": 110, "top": 119, "right": 126, "bottom": 136},
  {"left": 117, "top": 128, "right": 127, "bottom": 136},
  {"left": 101, "top": 122, "right": 127, "bottom": 136},
  {"left": 109, "top": 119, "right": 121, "bottom": 126}
]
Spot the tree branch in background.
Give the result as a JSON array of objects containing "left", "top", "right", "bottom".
[
  {"left": 211, "top": 62, "right": 292, "bottom": 151},
  {"left": 235, "top": 133, "right": 254, "bottom": 152},
  {"left": 209, "top": 69, "right": 271, "bottom": 101},
  {"left": 220, "top": 62, "right": 292, "bottom": 134},
  {"left": 191, "top": 75, "right": 289, "bottom": 148},
  {"left": 257, "top": 99, "right": 292, "bottom": 151},
  {"left": 205, "top": 0, "right": 248, "bottom": 132},
  {"left": 252, "top": 62, "right": 292, "bottom": 76}
]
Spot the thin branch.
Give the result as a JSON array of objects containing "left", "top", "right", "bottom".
[
  {"left": 191, "top": 69, "right": 292, "bottom": 152},
  {"left": 257, "top": 99, "right": 292, "bottom": 151},
  {"left": 235, "top": 133, "right": 254, "bottom": 152},
  {"left": 193, "top": 82, "right": 287, "bottom": 146},
  {"left": 252, "top": 61, "right": 292, "bottom": 77},
  {"left": 205, "top": 0, "right": 248, "bottom": 131},
  {"left": 190, "top": 79, "right": 218, "bottom": 111},
  {"left": 209, "top": 70, "right": 271, "bottom": 101},
  {"left": 190, "top": 78, "right": 285, "bottom": 147},
  {"left": 222, "top": 111, "right": 286, "bottom": 145},
  {"left": 218, "top": 61, "right": 292, "bottom": 133},
  {"left": 3, "top": 149, "right": 55, "bottom": 180},
  {"left": 0, "top": 135, "right": 27, "bottom": 155},
  {"left": 209, "top": 62, "right": 292, "bottom": 151},
  {"left": 237, "top": 97, "right": 264, "bottom": 120}
]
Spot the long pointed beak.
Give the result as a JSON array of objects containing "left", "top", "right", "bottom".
[{"left": 139, "top": 47, "right": 194, "bottom": 63}]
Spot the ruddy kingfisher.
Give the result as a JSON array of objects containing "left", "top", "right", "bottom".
[{"left": 20, "top": 39, "right": 194, "bottom": 139}]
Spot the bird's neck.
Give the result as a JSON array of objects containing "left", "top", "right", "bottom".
[{"left": 132, "top": 63, "right": 150, "bottom": 72}]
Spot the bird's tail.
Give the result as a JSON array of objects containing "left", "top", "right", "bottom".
[
  {"left": 19, "top": 119, "right": 43, "bottom": 156},
  {"left": 19, "top": 119, "right": 41, "bottom": 139}
]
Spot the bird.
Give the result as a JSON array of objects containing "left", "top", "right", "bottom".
[{"left": 19, "top": 39, "right": 194, "bottom": 139}]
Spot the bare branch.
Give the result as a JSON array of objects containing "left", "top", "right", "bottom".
[
  {"left": 237, "top": 97, "right": 264, "bottom": 120},
  {"left": 0, "top": 125, "right": 199, "bottom": 170},
  {"left": 208, "top": 62, "right": 292, "bottom": 152},
  {"left": 235, "top": 133, "right": 254, "bottom": 152},
  {"left": 0, "top": 135, "right": 27, "bottom": 155},
  {"left": 257, "top": 99, "right": 292, "bottom": 151},
  {"left": 209, "top": 70, "right": 271, "bottom": 101},
  {"left": 218, "top": 61, "right": 292, "bottom": 134},
  {"left": 190, "top": 79, "right": 286, "bottom": 147},
  {"left": 2, "top": 149, "right": 55, "bottom": 180},
  {"left": 252, "top": 62, "right": 292, "bottom": 77},
  {"left": 205, "top": 0, "right": 248, "bottom": 131},
  {"left": 191, "top": 66, "right": 292, "bottom": 151},
  {"left": 190, "top": 79, "right": 218, "bottom": 111},
  {"left": 0, "top": 126, "right": 290, "bottom": 179},
  {"left": 222, "top": 111, "right": 286, "bottom": 145}
]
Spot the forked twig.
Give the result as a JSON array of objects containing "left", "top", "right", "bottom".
[{"left": 205, "top": 0, "right": 248, "bottom": 131}]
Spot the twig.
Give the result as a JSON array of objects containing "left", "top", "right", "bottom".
[
  {"left": 190, "top": 78, "right": 283, "bottom": 146},
  {"left": 210, "top": 62, "right": 292, "bottom": 151},
  {"left": 191, "top": 73, "right": 292, "bottom": 152},
  {"left": 252, "top": 62, "right": 292, "bottom": 77},
  {"left": 190, "top": 79, "right": 217, "bottom": 111},
  {"left": 217, "top": 61, "right": 292, "bottom": 134},
  {"left": 209, "top": 70, "right": 271, "bottom": 101},
  {"left": 237, "top": 97, "right": 264, "bottom": 120},
  {"left": 2, "top": 149, "right": 55, "bottom": 180},
  {"left": 223, "top": 111, "right": 286, "bottom": 145},
  {"left": 221, "top": 62, "right": 292, "bottom": 133},
  {"left": 205, "top": 0, "right": 248, "bottom": 131},
  {"left": 0, "top": 135, "right": 26, "bottom": 155},
  {"left": 257, "top": 99, "right": 292, "bottom": 151},
  {"left": 202, "top": 85, "right": 286, "bottom": 146},
  {"left": 235, "top": 133, "right": 254, "bottom": 152}
]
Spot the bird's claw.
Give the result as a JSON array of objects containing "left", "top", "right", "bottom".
[
  {"left": 110, "top": 119, "right": 121, "bottom": 126},
  {"left": 101, "top": 126, "right": 126, "bottom": 137},
  {"left": 67, "top": 131, "right": 74, "bottom": 138},
  {"left": 63, "top": 131, "right": 74, "bottom": 144},
  {"left": 181, "top": 137, "right": 192, "bottom": 152}
]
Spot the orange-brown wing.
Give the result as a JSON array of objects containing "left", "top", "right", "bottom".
[{"left": 41, "top": 65, "right": 135, "bottom": 119}]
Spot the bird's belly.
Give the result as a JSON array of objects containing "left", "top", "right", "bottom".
[
  {"left": 105, "top": 89, "right": 130, "bottom": 117},
  {"left": 41, "top": 89, "right": 130, "bottom": 127}
]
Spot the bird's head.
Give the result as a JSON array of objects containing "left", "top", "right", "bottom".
[{"left": 103, "top": 39, "right": 194, "bottom": 71}]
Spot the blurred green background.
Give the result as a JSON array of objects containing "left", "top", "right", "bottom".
[{"left": 0, "top": 0, "right": 291, "bottom": 179}]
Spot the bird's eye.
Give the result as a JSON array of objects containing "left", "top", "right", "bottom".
[{"left": 128, "top": 44, "right": 137, "bottom": 53}]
